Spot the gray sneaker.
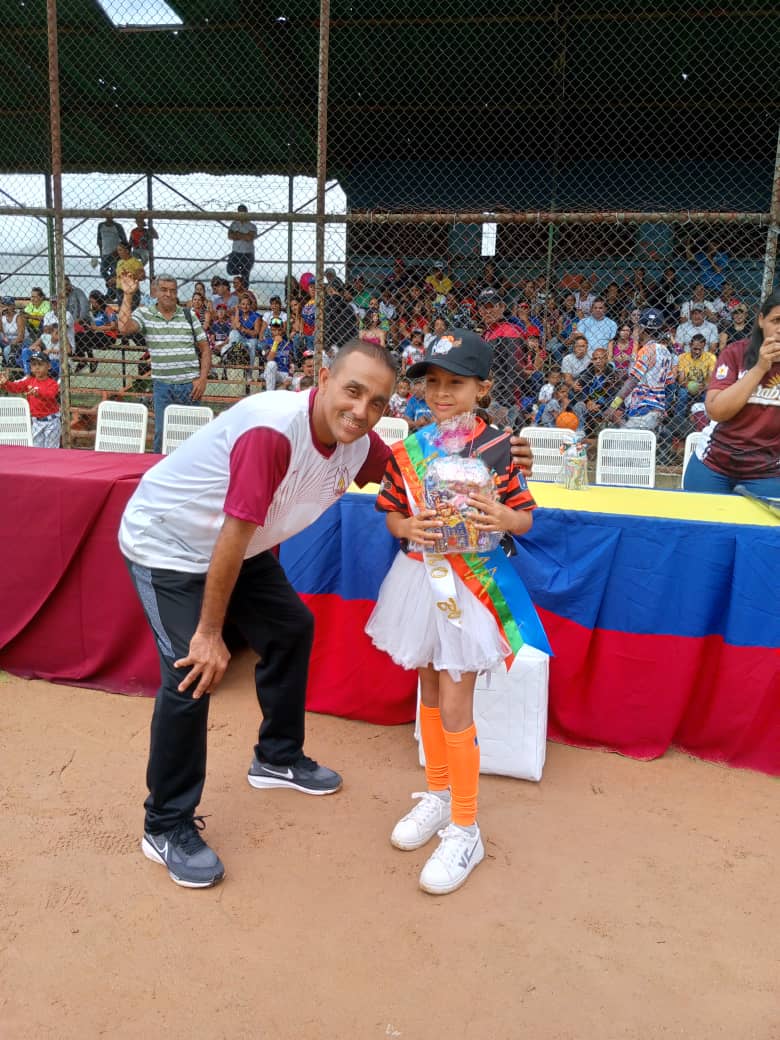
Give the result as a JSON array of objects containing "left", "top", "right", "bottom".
[
  {"left": 247, "top": 754, "right": 342, "bottom": 795},
  {"left": 141, "top": 817, "right": 225, "bottom": 889}
]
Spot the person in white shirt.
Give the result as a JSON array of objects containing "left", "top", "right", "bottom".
[
  {"left": 679, "top": 284, "right": 718, "bottom": 323},
  {"left": 674, "top": 304, "right": 720, "bottom": 352},
  {"left": 574, "top": 298, "right": 617, "bottom": 355},
  {"left": 261, "top": 295, "right": 287, "bottom": 328}
]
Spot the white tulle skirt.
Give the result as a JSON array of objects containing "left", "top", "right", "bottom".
[{"left": 366, "top": 551, "right": 509, "bottom": 681}]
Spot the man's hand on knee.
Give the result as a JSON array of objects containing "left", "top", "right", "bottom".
[{"left": 175, "top": 630, "right": 231, "bottom": 699}]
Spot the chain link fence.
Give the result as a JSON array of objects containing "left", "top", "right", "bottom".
[{"left": 1, "top": 0, "right": 779, "bottom": 461}]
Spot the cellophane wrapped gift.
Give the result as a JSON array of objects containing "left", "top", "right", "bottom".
[{"left": 411, "top": 413, "right": 502, "bottom": 555}]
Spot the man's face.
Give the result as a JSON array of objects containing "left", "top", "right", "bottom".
[
  {"left": 573, "top": 338, "right": 588, "bottom": 359},
  {"left": 156, "top": 280, "right": 178, "bottom": 311},
  {"left": 233, "top": 278, "right": 244, "bottom": 292},
  {"left": 693, "top": 285, "right": 705, "bottom": 300},
  {"left": 690, "top": 340, "right": 704, "bottom": 358},
  {"left": 591, "top": 301, "right": 605, "bottom": 320},
  {"left": 592, "top": 349, "right": 608, "bottom": 371},
  {"left": 302, "top": 358, "right": 315, "bottom": 377},
  {"left": 315, "top": 352, "right": 394, "bottom": 444},
  {"left": 30, "top": 290, "right": 44, "bottom": 306},
  {"left": 691, "top": 309, "right": 704, "bottom": 325},
  {"left": 479, "top": 300, "right": 503, "bottom": 325}
]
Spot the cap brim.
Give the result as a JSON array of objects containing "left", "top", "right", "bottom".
[{"left": 405, "top": 356, "right": 489, "bottom": 380}]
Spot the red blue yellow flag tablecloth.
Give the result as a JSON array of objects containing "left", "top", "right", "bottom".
[{"left": 281, "top": 484, "right": 780, "bottom": 775}]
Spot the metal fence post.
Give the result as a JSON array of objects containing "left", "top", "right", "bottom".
[
  {"left": 760, "top": 123, "right": 780, "bottom": 302},
  {"left": 46, "top": 0, "right": 70, "bottom": 448},
  {"left": 314, "top": 0, "right": 331, "bottom": 375}
]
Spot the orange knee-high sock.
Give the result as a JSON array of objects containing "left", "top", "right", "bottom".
[
  {"left": 419, "top": 704, "right": 449, "bottom": 790},
  {"left": 444, "top": 724, "right": 480, "bottom": 826}
]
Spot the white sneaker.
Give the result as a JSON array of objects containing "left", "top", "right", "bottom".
[
  {"left": 390, "top": 791, "right": 451, "bottom": 851},
  {"left": 419, "top": 823, "right": 485, "bottom": 895}
]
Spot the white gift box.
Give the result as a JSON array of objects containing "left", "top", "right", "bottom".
[{"left": 415, "top": 645, "right": 549, "bottom": 782}]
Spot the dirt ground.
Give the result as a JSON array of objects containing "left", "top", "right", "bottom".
[{"left": 1, "top": 660, "right": 778, "bottom": 1040}]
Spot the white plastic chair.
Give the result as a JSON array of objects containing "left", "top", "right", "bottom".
[
  {"left": 0, "top": 397, "right": 34, "bottom": 446},
  {"left": 374, "top": 415, "right": 409, "bottom": 446},
  {"left": 595, "top": 428, "right": 657, "bottom": 488},
  {"left": 94, "top": 400, "right": 149, "bottom": 453},
  {"left": 161, "top": 404, "right": 214, "bottom": 454},
  {"left": 681, "top": 431, "right": 703, "bottom": 487},
  {"left": 519, "top": 426, "right": 576, "bottom": 483}
]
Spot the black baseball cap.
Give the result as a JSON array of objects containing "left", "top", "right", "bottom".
[
  {"left": 477, "top": 287, "right": 504, "bottom": 306},
  {"left": 29, "top": 351, "right": 50, "bottom": 365},
  {"left": 406, "top": 328, "right": 492, "bottom": 380}
]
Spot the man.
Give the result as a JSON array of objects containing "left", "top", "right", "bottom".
[
  {"left": 324, "top": 268, "right": 344, "bottom": 292},
  {"left": 291, "top": 350, "right": 315, "bottom": 391},
  {"left": 508, "top": 300, "right": 542, "bottom": 339},
  {"left": 227, "top": 205, "right": 257, "bottom": 286},
  {"left": 211, "top": 277, "right": 238, "bottom": 314},
  {"left": 679, "top": 283, "right": 718, "bottom": 324},
  {"left": 232, "top": 275, "right": 257, "bottom": 310},
  {"left": 580, "top": 347, "right": 621, "bottom": 432},
  {"left": 675, "top": 333, "right": 716, "bottom": 419},
  {"left": 574, "top": 298, "right": 617, "bottom": 355},
  {"left": 64, "top": 277, "right": 89, "bottom": 323},
  {"left": 604, "top": 308, "right": 676, "bottom": 431},
  {"left": 674, "top": 303, "right": 719, "bottom": 353},
  {"left": 96, "top": 210, "right": 128, "bottom": 282},
  {"left": 1, "top": 296, "right": 25, "bottom": 365},
  {"left": 117, "top": 271, "right": 211, "bottom": 453},
  {"left": 476, "top": 287, "right": 524, "bottom": 412},
  {"left": 424, "top": 261, "right": 453, "bottom": 299},
  {"left": 118, "top": 337, "right": 535, "bottom": 889},
  {"left": 561, "top": 334, "right": 592, "bottom": 391}
]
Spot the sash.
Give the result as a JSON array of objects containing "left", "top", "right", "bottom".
[{"left": 395, "top": 424, "right": 552, "bottom": 665}]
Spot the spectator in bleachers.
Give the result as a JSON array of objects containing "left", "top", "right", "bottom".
[
  {"left": 648, "top": 265, "right": 683, "bottom": 320},
  {"left": 129, "top": 214, "right": 158, "bottom": 266},
  {"left": 323, "top": 282, "right": 359, "bottom": 352},
  {"left": 262, "top": 295, "right": 287, "bottom": 328},
  {"left": 350, "top": 273, "right": 373, "bottom": 312},
  {"left": 359, "top": 309, "right": 387, "bottom": 348},
  {"left": 675, "top": 303, "right": 719, "bottom": 353},
  {"left": 561, "top": 334, "right": 591, "bottom": 390},
  {"left": 1, "top": 297, "right": 25, "bottom": 367},
  {"left": 0, "top": 351, "right": 60, "bottom": 447},
  {"left": 621, "top": 267, "right": 651, "bottom": 310},
  {"left": 232, "top": 276, "right": 258, "bottom": 311},
  {"left": 73, "top": 290, "right": 116, "bottom": 373},
  {"left": 679, "top": 283, "right": 718, "bottom": 323},
  {"left": 423, "top": 315, "right": 448, "bottom": 352},
  {"left": 574, "top": 298, "right": 617, "bottom": 355},
  {"left": 712, "top": 280, "right": 741, "bottom": 323},
  {"left": 22, "top": 287, "right": 50, "bottom": 341},
  {"left": 290, "top": 351, "right": 315, "bottom": 391},
  {"left": 581, "top": 348, "right": 621, "bottom": 434},
  {"left": 211, "top": 277, "right": 238, "bottom": 313},
  {"left": 208, "top": 303, "right": 233, "bottom": 377},
  {"left": 388, "top": 376, "right": 412, "bottom": 419},
  {"left": 226, "top": 204, "right": 257, "bottom": 285},
  {"left": 604, "top": 308, "right": 676, "bottom": 431},
  {"left": 400, "top": 329, "right": 425, "bottom": 371},
  {"left": 229, "top": 292, "right": 262, "bottom": 382},
  {"left": 404, "top": 378, "right": 433, "bottom": 430},
  {"left": 674, "top": 334, "right": 716, "bottom": 420},
  {"left": 609, "top": 321, "right": 638, "bottom": 372},
  {"left": 262, "top": 318, "right": 293, "bottom": 391},
  {"left": 425, "top": 261, "right": 453, "bottom": 301},
  {"left": 189, "top": 291, "right": 212, "bottom": 332},
  {"left": 379, "top": 287, "right": 398, "bottom": 325},
  {"left": 64, "top": 276, "right": 89, "bottom": 323},
  {"left": 539, "top": 385, "right": 585, "bottom": 433},
  {"left": 685, "top": 238, "right": 729, "bottom": 293},
  {"left": 572, "top": 274, "right": 596, "bottom": 316},
  {"left": 96, "top": 211, "right": 128, "bottom": 282},
  {"left": 534, "top": 366, "right": 563, "bottom": 424},
  {"left": 476, "top": 287, "right": 524, "bottom": 412},
  {"left": 602, "top": 281, "right": 622, "bottom": 320},
  {"left": 508, "top": 300, "right": 541, "bottom": 339},
  {"left": 719, "top": 302, "right": 751, "bottom": 352}
]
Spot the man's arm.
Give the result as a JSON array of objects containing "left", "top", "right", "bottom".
[
  {"left": 116, "top": 271, "right": 141, "bottom": 336},
  {"left": 191, "top": 337, "right": 211, "bottom": 401},
  {"left": 175, "top": 515, "right": 258, "bottom": 698}
]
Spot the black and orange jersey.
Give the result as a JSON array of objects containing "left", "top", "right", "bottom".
[{"left": 376, "top": 417, "right": 536, "bottom": 518}]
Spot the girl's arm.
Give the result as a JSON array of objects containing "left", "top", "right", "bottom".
[{"left": 385, "top": 508, "right": 442, "bottom": 548}]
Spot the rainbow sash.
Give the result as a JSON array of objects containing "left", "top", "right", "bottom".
[{"left": 395, "top": 424, "right": 552, "bottom": 665}]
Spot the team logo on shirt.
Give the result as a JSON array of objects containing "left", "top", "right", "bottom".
[
  {"left": 715, "top": 364, "right": 729, "bottom": 380},
  {"left": 333, "top": 466, "right": 351, "bottom": 496}
]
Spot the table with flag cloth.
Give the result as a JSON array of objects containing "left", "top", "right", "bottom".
[{"left": 0, "top": 446, "right": 777, "bottom": 775}]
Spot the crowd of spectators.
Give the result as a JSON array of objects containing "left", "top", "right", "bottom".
[{"left": 0, "top": 225, "right": 761, "bottom": 461}]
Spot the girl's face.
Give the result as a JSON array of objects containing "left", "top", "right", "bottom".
[
  {"left": 396, "top": 379, "right": 411, "bottom": 398},
  {"left": 619, "top": 325, "right": 631, "bottom": 340},
  {"left": 758, "top": 306, "right": 780, "bottom": 340},
  {"left": 424, "top": 366, "right": 486, "bottom": 422}
]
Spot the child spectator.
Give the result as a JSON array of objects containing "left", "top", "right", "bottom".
[
  {"left": 0, "top": 351, "right": 60, "bottom": 447},
  {"left": 208, "top": 303, "right": 234, "bottom": 378},
  {"left": 609, "top": 322, "right": 638, "bottom": 372},
  {"left": 539, "top": 385, "right": 586, "bottom": 433},
  {"left": 366, "top": 329, "right": 538, "bottom": 895},
  {"left": 389, "top": 376, "right": 412, "bottom": 418},
  {"left": 535, "top": 366, "right": 563, "bottom": 423},
  {"left": 262, "top": 317, "right": 293, "bottom": 391},
  {"left": 404, "top": 378, "right": 433, "bottom": 429}
]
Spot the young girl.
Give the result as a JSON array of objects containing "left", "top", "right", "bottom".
[{"left": 366, "top": 329, "right": 539, "bottom": 895}]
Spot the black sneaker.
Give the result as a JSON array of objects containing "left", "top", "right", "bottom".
[
  {"left": 247, "top": 754, "right": 342, "bottom": 796},
  {"left": 141, "top": 816, "right": 225, "bottom": 889}
]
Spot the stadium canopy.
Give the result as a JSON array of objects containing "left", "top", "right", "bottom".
[{"left": 2, "top": 1, "right": 779, "bottom": 212}]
